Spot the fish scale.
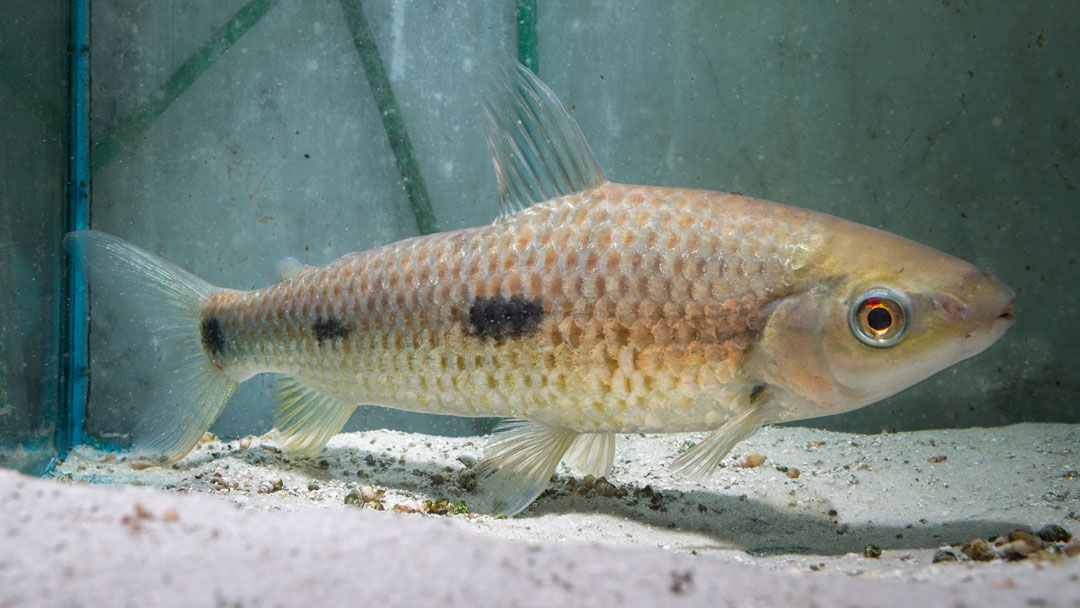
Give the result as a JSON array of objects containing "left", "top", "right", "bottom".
[
  {"left": 200, "top": 183, "right": 814, "bottom": 433},
  {"left": 67, "top": 60, "right": 1013, "bottom": 515}
]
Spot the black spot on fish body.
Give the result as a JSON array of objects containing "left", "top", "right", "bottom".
[
  {"left": 313, "top": 317, "right": 349, "bottom": 343},
  {"left": 469, "top": 295, "right": 543, "bottom": 341},
  {"left": 201, "top": 317, "right": 225, "bottom": 356}
]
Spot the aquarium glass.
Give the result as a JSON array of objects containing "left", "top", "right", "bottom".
[
  {"left": 4, "top": 1, "right": 1074, "bottom": 465},
  {"left": 0, "top": 1, "right": 70, "bottom": 474}
]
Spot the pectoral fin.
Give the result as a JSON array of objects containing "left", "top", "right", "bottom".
[
  {"left": 273, "top": 376, "right": 355, "bottom": 456},
  {"left": 477, "top": 419, "right": 578, "bottom": 516},
  {"left": 669, "top": 385, "right": 770, "bottom": 480}
]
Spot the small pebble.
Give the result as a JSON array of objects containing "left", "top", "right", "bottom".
[
  {"left": 457, "top": 455, "right": 478, "bottom": 469},
  {"left": 258, "top": 478, "right": 283, "bottom": 494},
  {"left": 932, "top": 549, "right": 958, "bottom": 563},
  {"left": 423, "top": 498, "right": 455, "bottom": 515},
  {"left": 1008, "top": 529, "right": 1043, "bottom": 550},
  {"left": 1010, "top": 540, "right": 1032, "bottom": 557},
  {"left": 393, "top": 499, "right": 422, "bottom": 513},
  {"left": 238, "top": 437, "right": 252, "bottom": 450},
  {"left": 133, "top": 502, "right": 153, "bottom": 520},
  {"left": 962, "top": 538, "right": 995, "bottom": 561},
  {"left": 863, "top": 545, "right": 881, "bottom": 559},
  {"left": 360, "top": 485, "right": 377, "bottom": 502},
  {"left": 927, "top": 454, "right": 947, "bottom": 463},
  {"left": 457, "top": 469, "right": 478, "bottom": 492},
  {"left": 995, "top": 539, "right": 1031, "bottom": 559},
  {"left": 594, "top": 477, "right": 617, "bottom": 497},
  {"left": 1036, "top": 524, "right": 1071, "bottom": 543},
  {"left": 1063, "top": 538, "right": 1080, "bottom": 558},
  {"left": 733, "top": 451, "right": 766, "bottom": 468},
  {"left": 785, "top": 467, "right": 801, "bottom": 479}
]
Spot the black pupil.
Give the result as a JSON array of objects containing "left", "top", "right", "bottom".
[{"left": 866, "top": 306, "right": 892, "bottom": 332}]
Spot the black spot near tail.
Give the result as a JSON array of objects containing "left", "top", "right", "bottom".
[
  {"left": 468, "top": 295, "right": 543, "bottom": 341},
  {"left": 201, "top": 317, "right": 225, "bottom": 356},
  {"left": 313, "top": 317, "right": 350, "bottom": 343}
]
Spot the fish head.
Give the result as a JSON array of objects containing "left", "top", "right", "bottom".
[{"left": 758, "top": 218, "right": 1015, "bottom": 420}]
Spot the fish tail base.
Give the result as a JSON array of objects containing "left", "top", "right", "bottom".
[{"left": 66, "top": 230, "right": 236, "bottom": 466}]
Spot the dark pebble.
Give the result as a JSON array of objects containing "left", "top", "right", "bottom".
[
  {"left": 1036, "top": 524, "right": 1071, "bottom": 543},
  {"left": 932, "top": 549, "right": 958, "bottom": 563},
  {"left": 962, "top": 538, "right": 996, "bottom": 561}
]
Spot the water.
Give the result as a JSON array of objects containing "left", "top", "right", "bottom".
[
  {"left": 0, "top": 2, "right": 69, "bottom": 475},
  {"left": 1, "top": 1, "right": 1076, "bottom": 470}
]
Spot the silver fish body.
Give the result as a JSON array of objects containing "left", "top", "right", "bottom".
[
  {"left": 205, "top": 184, "right": 820, "bottom": 433},
  {"left": 68, "top": 61, "right": 1014, "bottom": 515}
]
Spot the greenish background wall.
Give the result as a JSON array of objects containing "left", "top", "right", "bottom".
[
  {"left": 0, "top": 3, "right": 68, "bottom": 473},
  {"left": 83, "top": 1, "right": 1077, "bottom": 442}
]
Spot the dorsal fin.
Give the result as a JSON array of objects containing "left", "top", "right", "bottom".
[
  {"left": 275, "top": 256, "right": 309, "bottom": 281},
  {"left": 483, "top": 60, "right": 606, "bottom": 218}
]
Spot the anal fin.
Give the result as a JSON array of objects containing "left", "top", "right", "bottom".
[
  {"left": 273, "top": 375, "right": 355, "bottom": 456},
  {"left": 564, "top": 432, "right": 615, "bottom": 478},
  {"left": 477, "top": 419, "right": 578, "bottom": 516},
  {"left": 669, "top": 386, "right": 770, "bottom": 481}
]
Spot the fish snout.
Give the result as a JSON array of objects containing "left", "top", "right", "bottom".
[
  {"left": 990, "top": 279, "right": 1016, "bottom": 332},
  {"left": 950, "top": 272, "right": 1015, "bottom": 346},
  {"left": 981, "top": 272, "right": 1015, "bottom": 326}
]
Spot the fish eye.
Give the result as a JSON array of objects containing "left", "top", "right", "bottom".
[{"left": 848, "top": 288, "right": 908, "bottom": 347}]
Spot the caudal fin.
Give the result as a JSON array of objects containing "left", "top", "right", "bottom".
[{"left": 65, "top": 230, "right": 238, "bottom": 467}]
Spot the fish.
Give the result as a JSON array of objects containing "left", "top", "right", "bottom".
[{"left": 66, "top": 61, "right": 1015, "bottom": 515}]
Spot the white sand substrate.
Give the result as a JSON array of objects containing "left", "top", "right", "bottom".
[{"left": 2, "top": 423, "right": 1078, "bottom": 606}]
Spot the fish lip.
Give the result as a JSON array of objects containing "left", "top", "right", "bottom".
[
  {"left": 994, "top": 297, "right": 1016, "bottom": 327},
  {"left": 969, "top": 307, "right": 1015, "bottom": 340},
  {"left": 989, "top": 312, "right": 1014, "bottom": 334},
  {"left": 985, "top": 278, "right": 1016, "bottom": 331},
  {"left": 961, "top": 301, "right": 1014, "bottom": 341}
]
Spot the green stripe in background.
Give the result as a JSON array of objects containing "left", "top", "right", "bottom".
[
  {"left": 516, "top": 0, "right": 538, "bottom": 73},
  {"left": 87, "top": 0, "right": 538, "bottom": 238},
  {"left": 339, "top": 0, "right": 439, "bottom": 236},
  {"left": 91, "top": 0, "right": 279, "bottom": 173}
]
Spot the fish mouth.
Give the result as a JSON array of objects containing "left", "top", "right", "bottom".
[
  {"left": 994, "top": 291, "right": 1016, "bottom": 327},
  {"left": 961, "top": 279, "right": 1014, "bottom": 346},
  {"left": 987, "top": 310, "right": 1015, "bottom": 338}
]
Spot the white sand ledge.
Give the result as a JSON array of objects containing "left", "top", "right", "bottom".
[{"left": 3, "top": 423, "right": 1077, "bottom": 606}]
